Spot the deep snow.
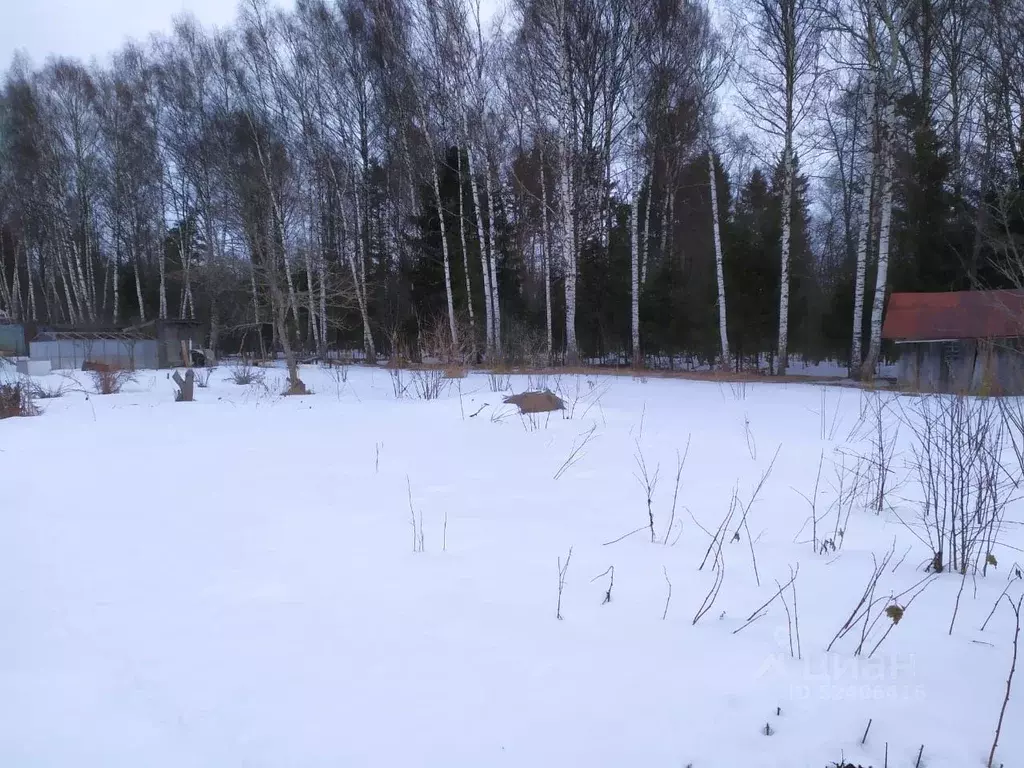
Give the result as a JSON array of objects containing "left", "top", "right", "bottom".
[{"left": 1, "top": 364, "right": 1021, "bottom": 767}]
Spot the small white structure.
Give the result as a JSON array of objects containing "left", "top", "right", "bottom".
[{"left": 16, "top": 358, "right": 52, "bottom": 376}]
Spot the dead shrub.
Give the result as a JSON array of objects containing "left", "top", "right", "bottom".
[
  {"left": 325, "top": 360, "right": 350, "bottom": 383},
  {"left": 90, "top": 367, "right": 136, "bottom": 395},
  {"left": 419, "top": 313, "right": 472, "bottom": 364},
  {"left": 907, "top": 394, "right": 1017, "bottom": 575},
  {"left": 389, "top": 368, "right": 409, "bottom": 399},
  {"left": 29, "top": 380, "right": 69, "bottom": 399},
  {"left": 194, "top": 367, "right": 215, "bottom": 388},
  {"left": 230, "top": 361, "right": 264, "bottom": 386},
  {"left": 488, "top": 370, "right": 512, "bottom": 392},
  {"left": 386, "top": 324, "right": 413, "bottom": 368},
  {"left": 411, "top": 368, "right": 449, "bottom": 400},
  {"left": 0, "top": 380, "right": 37, "bottom": 419},
  {"left": 500, "top": 321, "right": 548, "bottom": 367}
]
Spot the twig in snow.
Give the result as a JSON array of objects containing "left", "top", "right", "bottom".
[
  {"left": 633, "top": 440, "right": 661, "bottom": 543},
  {"left": 733, "top": 445, "right": 782, "bottom": 587},
  {"left": 662, "top": 567, "right": 673, "bottom": 620},
  {"left": 554, "top": 424, "right": 598, "bottom": 480},
  {"left": 950, "top": 566, "right": 970, "bottom": 635},
  {"left": 791, "top": 566, "right": 802, "bottom": 659},
  {"left": 981, "top": 573, "right": 1023, "bottom": 632},
  {"left": 602, "top": 525, "right": 648, "bottom": 547},
  {"left": 792, "top": 451, "right": 825, "bottom": 553},
  {"left": 987, "top": 595, "right": 1022, "bottom": 768},
  {"left": 375, "top": 442, "right": 382, "bottom": 474},
  {"left": 662, "top": 437, "right": 691, "bottom": 545},
  {"left": 732, "top": 565, "right": 800, "bottom": 635},
  {"left": 861, "top": 718, "right": 872, "bottom": 745},
  {"left": 891, "top": 544, "right": 912, "bottom": 573},
  {"left": 634, "top": 402, "right": 647, "bottom": 441},
  {"left": 778, "top": 579, "right": 795, "bottom": 657},
  {"left": 693, "top": 551, "right": 726, "bottom": 626},
  {"left": 699, "top": 487, "right": 739, "bottom": 571},
  {"left": 743, "top": 413, "right": 757, "bottom": 460},
  {"left": 407, "top": 476, "right": 425, "bottom": 553},
  {"left": 827, "top": 544, "right": 895, "bottom": 652},
  {"left": 915, "top": 744, "right": 924, "bottom": 768},
  {"left": 857, "top": 555, "right": 882, "bottom": 655},
  {"left": 556, "top": 547, "right": 573, "bottom": 620},
  {"left": 443, "top": 509, "right": 448, "bottom": 552},
  {"left": 866, "top": 576, "right": 938, "bottom": 658},
  {"left": 591, "top": 566, "right": 615, "bottom": 604}
]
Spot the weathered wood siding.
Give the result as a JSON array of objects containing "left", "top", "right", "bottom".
[{"left": 896, "top": 339, "right": 1024, "bottom": 394}]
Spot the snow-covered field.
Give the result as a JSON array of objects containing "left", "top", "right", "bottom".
[{"left": 2, "top": 364, "right": 1022, "bottom": 767}]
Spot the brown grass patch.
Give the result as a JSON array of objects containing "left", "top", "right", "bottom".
[{"left": 443, "top": 366, "right": 468, "bottom": 379}]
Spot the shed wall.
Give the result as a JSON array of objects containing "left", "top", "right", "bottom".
[
  {"left": 155, "top": 323, "right": 205, "bottom": 367},
  {"left": 896, "top": 339, "right": 1024, "bottom": 394},
  {"left": 0, "top": 323, "right": 26, "bottom": 356}
]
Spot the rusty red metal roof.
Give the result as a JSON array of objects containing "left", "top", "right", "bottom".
[{"left": 882, "top": 290, "right": 1024, "bottom": 342}]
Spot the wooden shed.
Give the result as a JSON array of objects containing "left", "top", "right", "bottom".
[
  {"left": 129, "top": 319, "right": 208, "bottom": 368},
  {"left": 882, "top": 290, "right": 1024, "bottom": 395}
]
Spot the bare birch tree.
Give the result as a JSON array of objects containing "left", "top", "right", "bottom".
[{"left": 734, "top": 0, "right": 823, "bottom": 375}]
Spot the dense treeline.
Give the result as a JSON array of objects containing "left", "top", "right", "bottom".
[{"left": 0, "top": 0, "right": 1022, "bottom": 380}]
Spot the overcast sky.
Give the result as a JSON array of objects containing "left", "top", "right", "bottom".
[{"left": 2, "top": 0, "right": 264, "bottom": 68}]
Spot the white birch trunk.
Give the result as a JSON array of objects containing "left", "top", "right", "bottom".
[
  {"left": 639, "top": 174, "right": 652, "bottom": 286},
  {"left": 0, "top": 250, "right": 11, "bottom": 318},
  {"left": 82, "top": 236, "right": 96, "bottom": 321},
  {"left": 27, "top": 245, "right": 36, "bottom": 321},
  {"left": 467, "top": 143, "right": 493, "bottom": 355},
  {"left": 158, "top": 220, "right": 168, "bottom": 320},
  {"left": 850, "top": 81, "right": 876, "bottom": 375},
  {"left": 560, "top": 136, "right": 577, "bottom": 364},
  {"left": 111, "top": 252, "right": 119, "bottom": 324},
  {"left": 709, "top": 149, "right": 730, "bottom": 367},
  {"left": 56, "top": 246, "right": 78, "bottom": 325},
  {"left": 134, "top": 253, "right": 146, "bottom": 324},
  {"left": 776, "top": 141, "right": 793, "bottom": 376},
  {"left": 861, "top": 100, "right": 895, "bottom": 381},
  {"left": 319, "top": 258, "right": 327, "bottom": 354},
  {"left": 66, "top": 219, "right": 91, "bottom": 322},
  {"left": 346, "top": 188, "right": 376, "bottom": 361},
  {"left": 630, "top": 187, "right": 641, "bottom": 367},
  {"left": 539, "top": 143, "right": 554, "bottom": 361},
  {"left": 249, "top": 260, "right": 261, "bottom": 336},
  {"left": 305, "top": 247, "right": 319, "bottom": 352},
  {"left": 456, "top": 150, "right": 476, "bottom": 345},
  {"left": 658, "top": 190, "right": 670, "bottom": 277},
  {"left": 558, "top": 0, "right": 578, "bottom": 364},
  {"left": 13, "top": 247, "right": 24, "bottom": 320},
  {"left": 283, "top": 249, "right": 298, "bottom": 326},
  {"left": 56, "top": 235, "right": 81, "bottom": 323},
  {"left": 429, "top": 157, "right": 458, "bottom": 355},
  {"left": 485, "top": 160, "right": 501, "bottom": 356},
  {"left": 666, "top": 192, "right": 674, "bottom": 270}
]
